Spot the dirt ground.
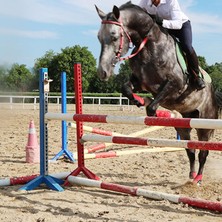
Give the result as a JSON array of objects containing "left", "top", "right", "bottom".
[{"left": 0, "top": 104, "right": 222, "bottom": 222}]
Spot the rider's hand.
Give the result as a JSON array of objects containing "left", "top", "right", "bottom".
[{"left": 155, "top": 16, "right": 163, "bottom": 26}]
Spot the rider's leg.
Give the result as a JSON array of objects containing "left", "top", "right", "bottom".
[
  {"left": 169, "top": 21, "right": 205, "bottom": 90},
  {"left": 186, "top": 48, "right": 205, "bottom": 90}
]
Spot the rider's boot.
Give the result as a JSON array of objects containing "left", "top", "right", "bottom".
[
  {"left": 196, "top": 76, "right": 205, "bottom": 90},
  {"left": 187, "top": 49, "right": 206, "bottom": 90}
]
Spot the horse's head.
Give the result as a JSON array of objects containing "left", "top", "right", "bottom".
[{"left": 95, "top": 4, "right": 132, "bottom": 81}]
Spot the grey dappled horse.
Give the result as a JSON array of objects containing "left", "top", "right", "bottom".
[{"left": 96, "top": 2, "right": 222, "bottom": 184}]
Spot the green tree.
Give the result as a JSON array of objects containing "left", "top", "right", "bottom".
[
  {"left": 198, "top": 56, "right": 208, "bottom": 70},
  {"left": 32, "top": 50, "right": 57, "bottom": 91},
  {"left": 5, "top": 64, "right": 32, "bottom": 91},
  {"left": 34, "top": 46, "right": 97, "bottom": 92},
  {"left": 88, "top": 61, "right": 132, "bottom": 93},
  {"left": 34, "top": 50, "right": 56, "bottom": 71},
  {"left": 114, "top": 61, "right": 132, "bottom": 92},
  {"left": 207, "top": 62, "right": 222, "bottom": 91},
  {"left": 0, "top": 65, "right": 8, "bottom": 91},
  {"left": 88, "top": 74, "right": 116, "bottom": 93}
]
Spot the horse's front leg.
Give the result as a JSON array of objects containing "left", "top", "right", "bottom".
[
  {"left": 146, "top": 101, "right": 159, "bottom": 116},
  {"left": 122, "top": 81, "right": 141, "bottom": 107},
  {"left": 146, "top": 80, "right": 177, "bottom": 116},
  {"left": 121, "top": 81, "right": 149, "bottom": 107}
]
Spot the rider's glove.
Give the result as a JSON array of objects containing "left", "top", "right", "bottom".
[{"left": 155, "top": 16, "right": 163, "bottom": 26}]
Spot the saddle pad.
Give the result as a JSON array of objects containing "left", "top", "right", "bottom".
[
  {"left": 176, "top": 43, "right": 211, "bottom": 84},
  {"left": 199, "top": 66, "right": 212, "bottom": 83}
]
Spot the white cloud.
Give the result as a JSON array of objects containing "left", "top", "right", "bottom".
[
  {"left": 179, "top": 0, "right": 197, "bottom": 11},
  {"left": 0, "top": 0, "right": 141, "bottom": 25},
  {"left": 190, "top": 13, "right": 222, "bottom": 34},
  {"left": 0, "top": 28, "right": 58, "bottom": 39},
  {"left": 179, "top": 0, "right": 222, "bottom": 34},
  {"left": 82, "top": 29, "right": 98, "bottom": 37},
  {"left": 0, "top": 0, "right": 95, "bottom": 25}
]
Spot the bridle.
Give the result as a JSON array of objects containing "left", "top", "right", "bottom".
[{"left": 101, "top": 17, "right": 150, "bottom": 66}]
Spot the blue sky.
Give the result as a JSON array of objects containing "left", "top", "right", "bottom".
[{"left": 0, "top": 0, "right": 222, "bottom": 69}]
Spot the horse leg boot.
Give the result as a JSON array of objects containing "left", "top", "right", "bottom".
[
  {"left": 187, "top": 49, "right": 205, "bottom": 90},
  {"left": 122, "top": 74, "right": 153, "bottom": 107},
  {"left": 193, "top": 150, "right": 209, "bottom": 185},
  {"left": 122, "top": 81, "right": 145, "bottom": 107}
]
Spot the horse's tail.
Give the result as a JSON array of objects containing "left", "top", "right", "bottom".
[{"left": 215, "top": 91, "right": 222, "bottom": 117}]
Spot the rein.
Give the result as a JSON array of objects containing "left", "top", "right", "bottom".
[{"left": 101, "top": 18, "right": 149, "bottom": 65}]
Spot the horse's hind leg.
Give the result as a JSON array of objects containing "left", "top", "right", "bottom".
[
  {"left": 175, "top": 128, "right": 197, "bottom": 179},
  {"left": 195, "top": 150, "right": 209, "bottom": 184},
  {"left": 194, "top": 129, "right": 213, "bottom": 184}
]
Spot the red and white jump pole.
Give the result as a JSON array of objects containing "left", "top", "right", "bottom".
[
  {"left": 45, "top": 113, "right": 222, "bottom": 130},
  {"left": 83, "top": 147, "right": 184, "bottom": 159},
  {"left": 0, "top": 172, "right": 70, "bottom": 187},
  {"left": 69, "top": 124, "right": 164, "bottom": 154},
  {"left": 68, "top": 123, "right": 122, "bottom": 136},
  {"left": 81, "top": 134, "right": 222, "bottom": 151},
  {"left": 68, "top": 176, "right": 222, "bottom": 213}
]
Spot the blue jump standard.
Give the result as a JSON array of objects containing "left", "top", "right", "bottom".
[
  {"left": 51, "top": 72, "right": 75, "bottom": 162},
  {"left": 20, "top": 68, "right": 64, "bottom": 191}
]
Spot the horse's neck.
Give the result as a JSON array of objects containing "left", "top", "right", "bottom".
[{"left": 122, "top": 11, "right": 155, "bottom": 44}]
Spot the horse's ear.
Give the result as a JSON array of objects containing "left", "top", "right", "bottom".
[
  {"left": 112, "top": 5, "right": 120, "bottom": 20},
  {"left": 95, "top": 5, "right": 106, "bottom": 20}
]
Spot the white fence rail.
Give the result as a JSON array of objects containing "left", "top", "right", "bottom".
[{"left": 0, "top": 95, "right": 131, "bottom": 110}]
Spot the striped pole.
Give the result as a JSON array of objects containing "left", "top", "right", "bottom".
[
  {"left": 81, "top": 134, "right": 222, "bottom": 151},
  {"left": 68, "top": 176, "right": 222, "bottom": 212},
  {"left": 0, "top": 172, "right": 70, "bottom": 187},
  {"left": 45, "top": 113, "right": 222, "bottom": 130},
  {"left": 69, "top": 123, "right": 164, "bottom": 153},
  {"left": 68, "top": 123, "right": 123, "bottom": 136},
  {"left": 68, "top": 123, "right": 164, "bottom": 137},
  {"left": 83, "top": 147, "right": 184, "bottom": 160},
  {"left": 85, "top": 126, "right": 164, "bottom": 153}
]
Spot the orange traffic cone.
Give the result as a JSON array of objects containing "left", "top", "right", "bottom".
[{"left": 26, "top": 120, "right": 40, "bottom": 163}]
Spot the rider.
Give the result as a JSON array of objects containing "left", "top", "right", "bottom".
[{"left": 138, "top": 0, "right": 206, "bottom": 90}]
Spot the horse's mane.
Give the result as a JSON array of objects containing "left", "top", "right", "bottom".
[
  {"left": 119, "top": 1, "right": 145, "bottom": 12},
  {"left": 118, "top": 1, "right": 170, "bottom": 36}
]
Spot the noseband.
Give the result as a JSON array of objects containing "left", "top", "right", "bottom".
[{"left": 101, "top": 18, "right": 149, "bottom": 66}]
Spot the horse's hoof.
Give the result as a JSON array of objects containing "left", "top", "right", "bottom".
[
  {"left": 189, "top": 172, "right": 197, "bottom": 179},
  {"left": 134, "top": 100, "right": 143, "bottom": 107},
  {"left": 193, "top": 174, "right": 203, "bottom": 186},
  {"left": 146, "top": 108, "right": 156, "bottom": 116}
]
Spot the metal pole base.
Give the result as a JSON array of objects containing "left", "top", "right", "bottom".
[
  {"left": 19, "top": 175, "right": 64, "bottom": 192},
  {"left": 64, "top": 167, "right": 99, "bottom": 186},
  {"left": 51, "top": 149, "right": 75, "bottom": 162}
]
